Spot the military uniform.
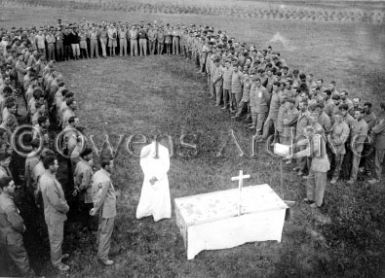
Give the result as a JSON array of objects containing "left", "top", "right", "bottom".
[
  {"left": 118, "top": 28, "right": 127, "bottom": 56},
  {"left": 157, "top": 29, "right": 164, "bottom": 55},
  {"left": 46, "top": 33, "right": 56, "bottom": 61},
  {"left": 249, "top": 83, "right": 271, "bottom": 135},
  {"left": 371, "top": 114, "right": 385, "bottom": 180},
  {"left": 212, "top": 64, "right": 223, "bottom": 106},
  {"left": 350, "top": 118, "right": 368, "bottom": 181},
  {"left": 297, "top": 127, "right": 330, "bottom": 207},
  {"left": 99, "top": 28, "right": 108, "bottom": 58},
  {"left": 138, "top": 28, "right": 148, "bottom": 57},
  {"left": 55, "top": 30, "right": 64, "bottom": 61},
  {"left": 92, "top": 168, "right": 116, "bottom": 263},
  {"left": 74, "top": 158, "right": 94, "bottom": 228},
  {"left": 0, "top": 192, "right": 34, "bottom": 276},
  {"left": 172, "top": 29, "right": 180, "bottom": 55},
  {"left": 262, "top": 90, "right": 280, "bottom": 139},
  {"left": 328, "top": 120, "right": 350, "bottom": 180},
  {"left": 129, "top": 28, "right": 138, "bottom": 56},
  {"left": 89, "top": 29, "right": 99, "bottom": 58},
  {"left": 40, "top": 171, "right": 69, "bottom": 267},
  {"left": 222, "top": 66, "right": 232, "bottom": 109},
  {"left": 147, "top": 28, "right": 157, "bottom": 55},
  {"left": 79, "top": 32, "right": 88, "bottom": 58},
  {"left": 231, "top": 69, "right": 243, "bottom": 109}
]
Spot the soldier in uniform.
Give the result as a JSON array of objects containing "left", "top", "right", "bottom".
[
  {"left": 40, "top": 155, "right": 70, "bottom": 271},
  {"left": 249, "top": 77, "right": 271, "bottom": 135},
  {"left": 107, "top": 24, "right": 117, "bottom": 57},
  {"left": 328, "top": 112, "right": 350, "bottom": 184},
  {"left": 0, "top": 177, "right": 35, "bottom": 277},
  {"left": 138, "top": 26, "right": 148, "bottom": 57},
  {"left": 99, "top": 25, "right": 108, "bottom": 58},
  {"left": 211, "top": 56, "right": 223, "bottom": 107},
  {"left": 172, "top": 26, "right": 180, "bottom": 55},
  {"left": 129, "top": 25, "right": 138, "bottom": 57},
  {"left": 46, "top": 30, "right": 56, "bottom": 61},
  {"left": 79, "top": 30, "right": 88, "bottom": 59},
  {"left": 1, "top": 98, "right": 19, "bottom": 133},
  {"left": 157, "top": 27, "right": 164, "bottom": 55},
  {"left": 55, "top": 28, "right": 64, "bottom": 61},
  {"left": 368, "top": 103, "right": 385, "bottom": 184},
  {"left": 147, "top": 26, "right": 157, "bottom": 55},
  {"left": 73, "top": 147, "right": 94, "bottom": 230},
  {"left": 90, "top": 158, "right": 116, "bottom": 266},
  {"left": 164, "top": 26, "right": 172, "bottom": 55},
  {"left": 221, "top": 59, "right": 232, "bottom": 111},
  {"left": 348, "top": 109, "right": 368, "bottom": 184},
  {"left": 118, "top": 25, "right": 127, "bottom": 57},
  {"left": 89, "top": 26, "right": 99, "bottom": 58}
]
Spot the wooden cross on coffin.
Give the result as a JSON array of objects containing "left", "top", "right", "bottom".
[{"left": 231, "top": 170, "right": 250, "bottom": 216}]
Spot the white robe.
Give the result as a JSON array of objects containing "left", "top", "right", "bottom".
[{"left": 136, "top": 141, "right": 171, "bottom": 222}]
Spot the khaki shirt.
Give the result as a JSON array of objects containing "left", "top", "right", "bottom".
[
  {"left": 329, "top": 121, "right": 350, "bottom": 154},
  {"left": 39, "top": 171, "right": 69, "bottom": 222},
  {"left": 92, "top": 169, "right": 116, "bottom": 219},
  {"left": 0, "top": 192, "right": 25, "bottom": 245},
  {"left": 74, "top": 159, "right": 93, "bottom": 204}
]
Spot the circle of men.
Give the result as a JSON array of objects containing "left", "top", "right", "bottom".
[{"left": 0, "top": 19, "right": 385, "bottom": 277}]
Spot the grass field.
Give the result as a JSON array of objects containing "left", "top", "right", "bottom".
[{"left": 1, "top": 2, "right": 385, "bottom": 278}]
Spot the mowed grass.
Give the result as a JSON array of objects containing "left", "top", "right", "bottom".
[
  {"left": 1, "top": 4, "right": 385, "bottom": 278},
  {"left": 57, "top": 56, "right": 307, "bottom": 278}
]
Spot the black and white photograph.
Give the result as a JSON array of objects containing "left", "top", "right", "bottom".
[{"left": 0, "top": 0, "right": 384, "bottom": 277}]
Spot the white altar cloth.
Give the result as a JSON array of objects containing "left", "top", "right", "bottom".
[{"left": 174, "top": 184, "right": 288, "bottom": 260}]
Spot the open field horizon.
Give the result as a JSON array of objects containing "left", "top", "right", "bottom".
[
  {"left": 2, "top": 0, "right": 385, "bottom": 25},
  {"left": 1, "top": 2, "right": 385, "bottom": 277}
]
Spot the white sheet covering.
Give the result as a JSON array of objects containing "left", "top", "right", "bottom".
[{"left": 175, "top": 184, "right": 288, "bottom": 259}]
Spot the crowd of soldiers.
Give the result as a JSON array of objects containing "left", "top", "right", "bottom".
[{"left": 0, "top": 20, "right": 384, "bottom": 277}]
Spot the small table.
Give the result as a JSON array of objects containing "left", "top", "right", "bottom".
[{"left": 174, "top": 184, "right": 288, "bottom": 260}]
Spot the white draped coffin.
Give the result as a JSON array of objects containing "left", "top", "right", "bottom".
[{"left": 174, "top": 184, "right": 288, "bottom": 260}]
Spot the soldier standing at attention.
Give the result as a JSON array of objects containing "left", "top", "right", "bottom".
[
  {"left": 72, "top": 147, "right": 94, "bottom": 230},
  {"left": 233, "top": 70, "right": 251, "bottom": 120},
  {"left": 348, "top": 109, "right": 368, "bottom": 184},
  {"left": 89, "top": 26, "right": 99, "bottom": 58},
  {"left": 90, "top": 158, "right": 117, "bottom": 266},
  {"left": 40, "top": 155, "right": 70, "bottom": 271},
  {"left": 46, "top": 29, "right": 56, "bottom": 61},
  {"left": 107, "top": 24, "right": 117, "bottom": 57},
  {"left": 70, "top": 27, "right": 80, "bottom": 60},
  {"left": 368, "top": 103, "right": 385, "bottom": 184},
  {"left": 212, "top": 56, "right": 223, "bottom": 107},
  {"left": 164, "top": 25, "right": 172, "bottom": 55},
  {"left": 230, "top": 64, "right": 243, "bottom": 111},
  {"left": 79, "top": 30, "right": 88, "bottom": 59},
  {"left": 129, "top": 25, "right": 138, "bottom": 57},
  {"left": 328, "top": 112, "right": 350, "bottom": 184},
  {"left": 35, "top": 30, "right": 46, "bottom": 59},
  {"left": 221, "top": 59, "right": 232, "bottom": 111},
  {"left": 157, "top": 27, "right": 165, "bottom": 55},
  {"left": 199, "top": 38, "right": 210, "bottom": 74},
  {"left": 99, "top": 25, "right": 108, "bottom": 58},
  {"left": 55, "top": 28, "right": 64, "bottom": 61},
  {"left": 0, "top": 177, "right": 36, "bottom": 277},
  {"left": 147, "top": 26, "right": 157, "bottom": 55},
  {"left": 118, "top": 25, "right": 127, "bottom": 57},
  {"left": 249, "top": 77, "right": 270, "bottom": 134},
  {"left": 172, "top": 26, "right": 180, "bottom": 55},
  {"left": 62, "top": 27, "right": 72, "bottom": 60},
  {"left": 138, "top": 25, "right": 148, "bottom": 57}
]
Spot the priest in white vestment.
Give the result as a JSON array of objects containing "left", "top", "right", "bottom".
[{"left": 136, "top": 140, "right": 171, "bottom": 222}]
